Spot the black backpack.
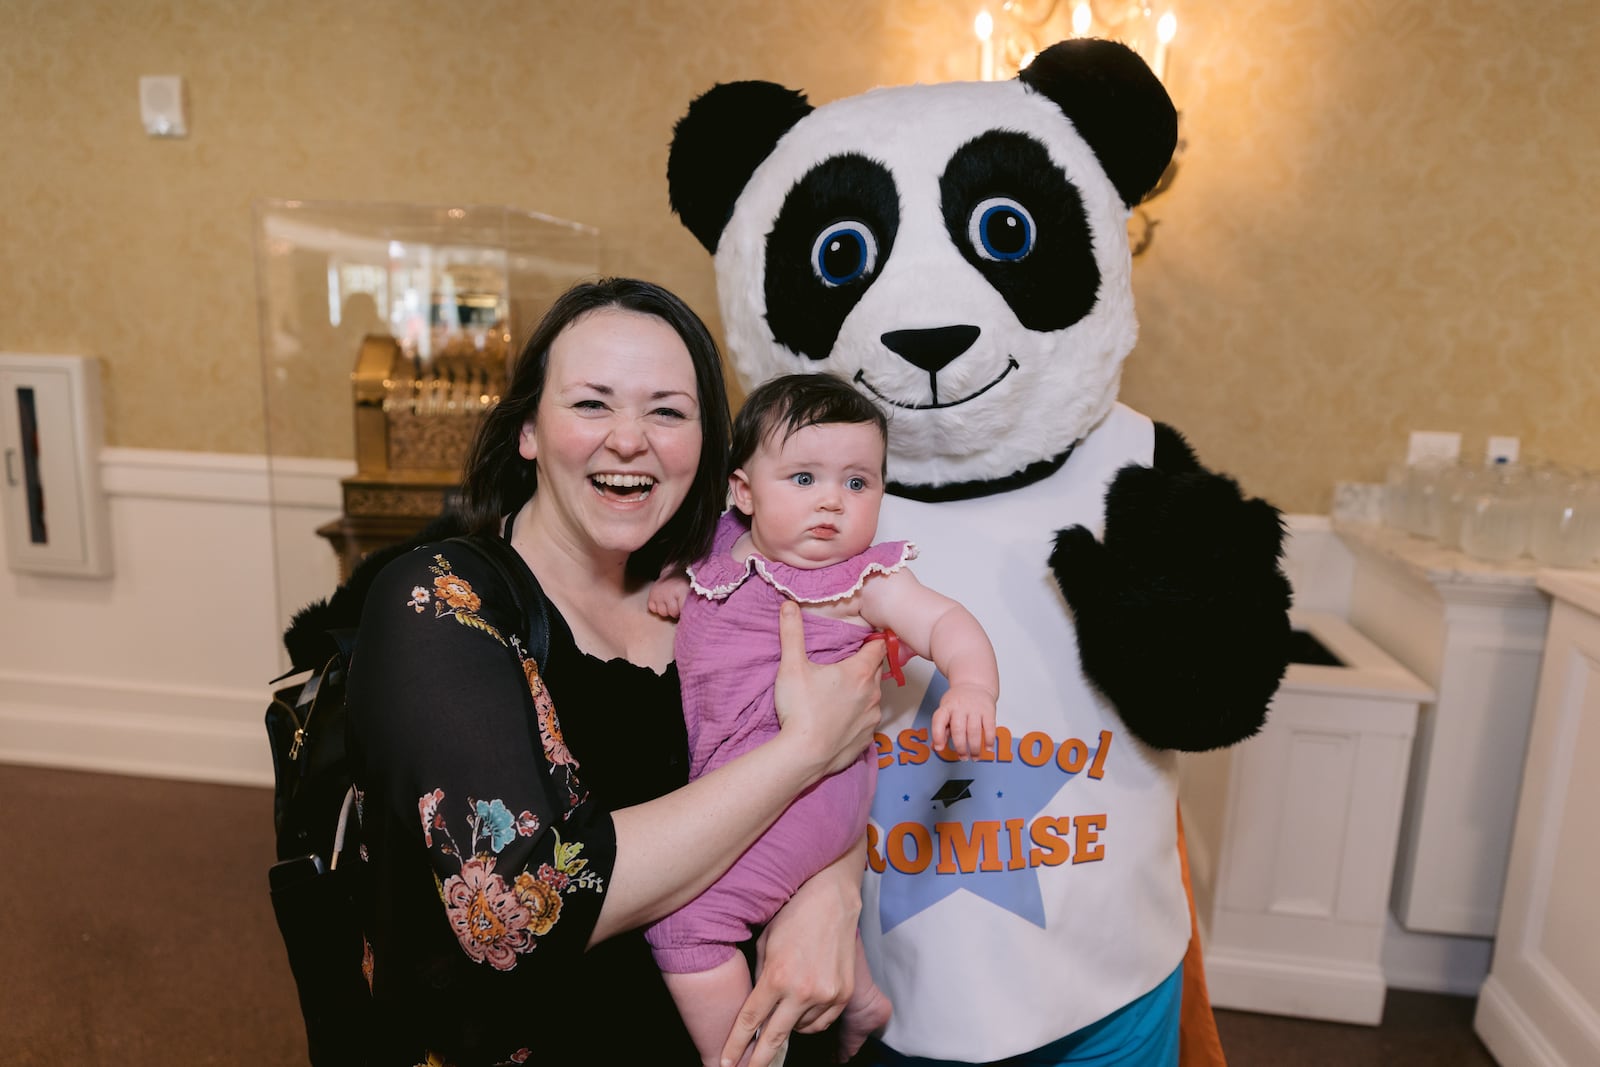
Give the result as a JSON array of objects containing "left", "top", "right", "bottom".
[{"left": 266, "top": 527, "right": 550, "bottom": 1065}]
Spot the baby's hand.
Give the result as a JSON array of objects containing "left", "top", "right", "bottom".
[
  {"left": 648, "top": 573, "right": 691, "bottom": 619},
  {"left": 930, "top": 683, "right": 998, "bottom": 760}
]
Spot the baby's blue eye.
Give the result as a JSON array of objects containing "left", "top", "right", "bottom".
[
  {"left": 968, "top": 197, "right": 1035, "bottom": 262},
  {"left": 847, "top": 476, "right": 867, "bottom": 491},
  {"left": 791, "top": 472, "right": 815, "bottom": 487},
  {"left": 810, "top": 221, "right": 879, "bottom": 287}
]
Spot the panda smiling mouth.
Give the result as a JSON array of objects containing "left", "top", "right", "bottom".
[{"left": 853, "top": 358, "right": 1019, "bottom": 410}]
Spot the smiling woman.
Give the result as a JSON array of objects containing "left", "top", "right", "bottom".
[
  {"left": 459, "top": 279, "right": 733, "bottom": 587},
  {"left": 343, "top": 278, "right": 892, "bottom": 1066}
]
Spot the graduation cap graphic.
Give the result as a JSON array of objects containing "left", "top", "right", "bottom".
[{"left": 931, "top": 779, "right": 974, "bottom": 808}]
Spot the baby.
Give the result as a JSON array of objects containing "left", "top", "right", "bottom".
[{"left": 646, "top": 373, "right": 1000, "bottom": 1065}]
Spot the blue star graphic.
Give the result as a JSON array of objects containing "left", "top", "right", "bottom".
[{"left": 873, "top": 672, "right": 1104, "bottom": 931}]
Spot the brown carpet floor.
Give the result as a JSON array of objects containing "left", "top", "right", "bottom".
[{"left": 0, "top": 763, "right": 1500, "bottom": 1066}]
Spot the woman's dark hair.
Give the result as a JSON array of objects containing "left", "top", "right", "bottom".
[
  {"left": 458, "top": 277, "right": 732, "bottom": 580},
  {"left": 729, "top": 373, "right": 888, "bottom": 474}
]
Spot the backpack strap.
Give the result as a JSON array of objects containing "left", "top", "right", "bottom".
[{"left": 444, "top": 532, "right": 552, "bottom": 669}]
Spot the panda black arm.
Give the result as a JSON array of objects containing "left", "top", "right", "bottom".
[
  {"left": 1152, "top": 420, "right": 1203, "bottom": 474},
  {"left": 1048, "top": 421, "right": 1292, "bottom": 752}
]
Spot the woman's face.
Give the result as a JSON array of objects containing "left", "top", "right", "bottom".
[{"left": 519, "top": 308, "right": 704, "bottom": 562}]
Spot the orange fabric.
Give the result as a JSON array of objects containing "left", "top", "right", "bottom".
[{"left": 1176, "top": 804, "right": 1227, "bottom": 1067}]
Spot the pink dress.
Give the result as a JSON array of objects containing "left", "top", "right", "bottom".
[{"left": 644, "top": 510, "right": 916, "bottom": 973}]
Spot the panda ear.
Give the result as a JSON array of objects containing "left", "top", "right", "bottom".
[
  {"left": 1017, "top": 38, "right": 1178, "bottom": 209},
  {"left": 668, "top": 81, "right": 814, "bottom": 253}
]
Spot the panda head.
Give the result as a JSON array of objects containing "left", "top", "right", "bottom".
[{"left": 668, "top": 39, "right": 1177, "bottom": 493}]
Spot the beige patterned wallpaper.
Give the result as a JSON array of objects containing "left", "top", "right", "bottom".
[{"left": 3, "top": 0, "right": 1597, "bottom": 512}]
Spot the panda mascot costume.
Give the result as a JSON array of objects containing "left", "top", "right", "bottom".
[{"left": 666, "top": 38, "right": 1291, "bottom": 1066}]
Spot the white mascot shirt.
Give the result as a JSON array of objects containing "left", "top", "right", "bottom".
[{"left": 862, "top": 403, "right": 1190, "bottom": 1060}]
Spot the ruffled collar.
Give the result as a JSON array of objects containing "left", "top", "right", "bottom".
[{"left": 687, "top": 511, "right": 916, "bottom": 605}]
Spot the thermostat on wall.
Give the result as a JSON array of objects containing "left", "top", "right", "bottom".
[
  {"left": 139, "top": 75, "right": 187, "bottom": 138},
  {"left": 0, "top": 354, "right": 114, "bottom": 578}
]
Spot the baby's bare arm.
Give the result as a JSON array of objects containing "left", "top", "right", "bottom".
[{"left": 860, "top": 570, "right": 999, "bottom": 756}]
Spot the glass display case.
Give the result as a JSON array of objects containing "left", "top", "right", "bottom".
[{"left": 253, "top": 200, "right": 600, "bottom": 595}]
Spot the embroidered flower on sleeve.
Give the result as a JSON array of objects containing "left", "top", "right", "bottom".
[
  {"left": 522, "top": 655, "right": 577, "bottom": 770},
  {"left": 513, "top": 870, "right": 563, "bottom": 936},
  {"left": 433, "top": 572, "right": 481, "bottom": 612},
  {"left": 443, "top": 856, "right": 534, "bottom": 970},
  {"left": 537, "top": 862, "right": 569, "bottom": 892},
  {"left": 419, "top": 789, "right": 446, "bottom": 847},
  {"left": 473, "top": 798, "right": 518, "bottom": 853},
  {"left": 420, "top": 797, "right": 603, "bottom": 970},
  {"left": 420, "top": 555, "right": 506, "bottom": 644}
]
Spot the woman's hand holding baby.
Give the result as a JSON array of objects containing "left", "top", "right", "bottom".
[{"left": 772, "top": 600, "right": 884, "bottom": 779}]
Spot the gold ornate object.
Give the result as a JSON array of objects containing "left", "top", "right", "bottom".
[{"left": 339, "top": 330, "right": 509, "bottom": 524}]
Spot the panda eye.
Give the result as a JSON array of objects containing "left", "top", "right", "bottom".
[
  {"left": 967, "top": 197, "right": 1036, "bottom": 262},
  {"left": 809, "top": 221, "right": 879, "bottom": 287}
]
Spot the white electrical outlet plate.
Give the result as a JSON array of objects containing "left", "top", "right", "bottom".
[
  {"left": 1407, "top": 430, "right": 1461, "bottom": 466},
  {"left": 1486, "top": 436, "right": 1520, "bottom": 464},
  {"left": 139, "top": 75, "right": 187, "bottom": 138}
]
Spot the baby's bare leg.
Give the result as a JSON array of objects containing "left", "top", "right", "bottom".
[
  {"left": 835, "top": 940, "right": 892, "bottom": 1062},
  {"left": 664, "top": 955, "right": 769, "bottom": 1067}
]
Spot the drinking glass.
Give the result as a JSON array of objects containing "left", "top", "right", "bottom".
[
  {"left": 1405, "top": 460, "right": 1452, "bottom": 540},
  {"left": 1460, "top": 461, "right": 1531, "bottom": 563},
  {"left": 1528, "top": 469, "right": 1600, "bottom": 568},
  {"left": 1437, "top": 463, "right": 1481, "bottom": 551}
]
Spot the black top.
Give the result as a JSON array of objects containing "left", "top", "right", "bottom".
[{"left": 346, "top": 538, "right": 697, "bottom": 1065}]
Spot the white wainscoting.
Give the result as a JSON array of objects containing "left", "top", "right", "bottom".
[{"left": 0, "top": 449, "right": 350, "bottom": 787}]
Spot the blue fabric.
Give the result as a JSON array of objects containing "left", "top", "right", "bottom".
[{"left": 858, "top": 961, "right": 1183, "bottom": 1067}]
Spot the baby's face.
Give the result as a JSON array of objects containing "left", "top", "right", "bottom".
[{"left": 731, "top": 420, "right": 887, "bottom": 569}]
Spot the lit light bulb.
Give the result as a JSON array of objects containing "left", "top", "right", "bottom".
[
  {"left": 974, "top": 10, "right": 996, "bottom": 80},
  {"left": 1152, "top": 11, "right": 1176, "bottom": 82},
  {"left": 1072, "top": 2, "right": 1092, "bottom": 36}
]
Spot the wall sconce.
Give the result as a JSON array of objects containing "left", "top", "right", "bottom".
[{"left": 973, "top": 1, "right": 1185, "bottom": 255}]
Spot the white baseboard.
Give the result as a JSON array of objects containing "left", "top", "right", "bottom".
[
  {"left": 1474, "top": 976, "right": 1566, "bottom": 1067},
  {"left": 1205, "top": 947, "right": 1387, "bottom": 1024},
  {"left": 0, "top": 694, "right": 273, "bottom": 783},
  {"left": 0, "top": 670, "right": 275, "bottom": 787}
]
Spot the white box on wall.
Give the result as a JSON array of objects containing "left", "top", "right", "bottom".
[{"left": 0, "top": 354, "right": 113, "bottom": 577}]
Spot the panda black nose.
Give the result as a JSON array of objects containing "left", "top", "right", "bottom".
[{"left": 880, "top": 325, "right": 981, "bottom": 374}]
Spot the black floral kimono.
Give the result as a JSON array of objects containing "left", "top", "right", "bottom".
[{"left": 347, "top": 539, "right": 698, "bottom": 1066}]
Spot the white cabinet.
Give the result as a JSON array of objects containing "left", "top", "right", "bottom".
[
  {"left": 1474, "top": 572, "right": 1600, "bottom": 1067},
  {"left": 1181, "top": 610, "right": 1432, "bottom": 1024},
  {"left": 1338, "top": 521, "right": 1548, "bottom": 939}
]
